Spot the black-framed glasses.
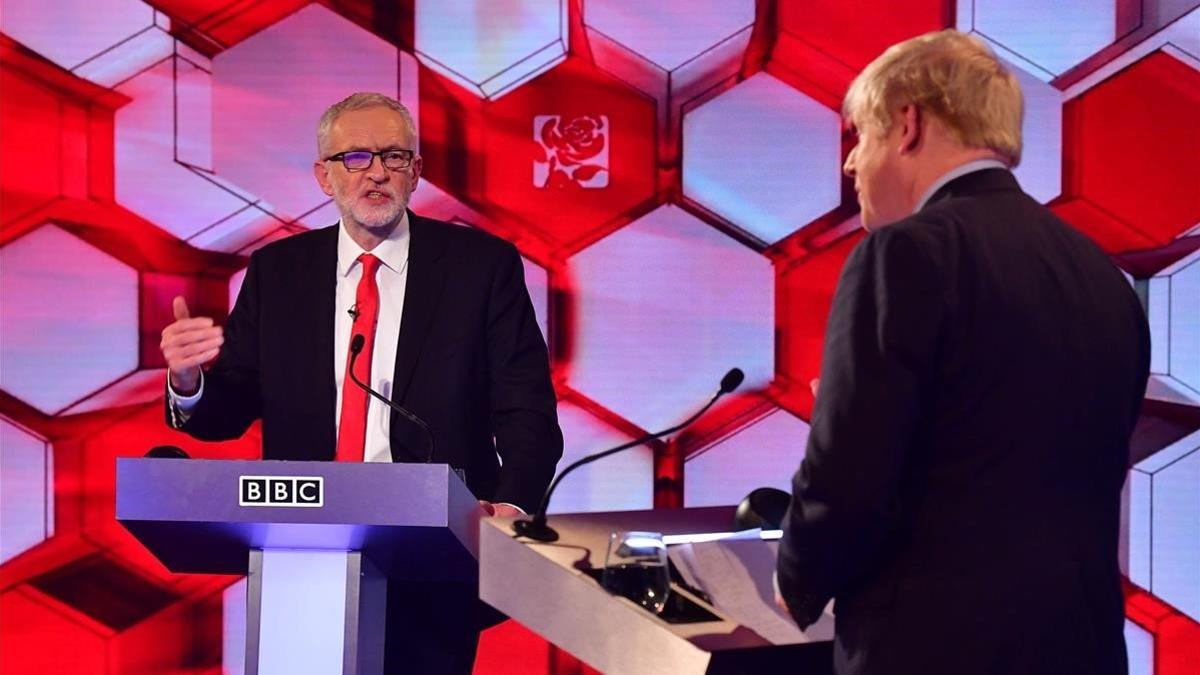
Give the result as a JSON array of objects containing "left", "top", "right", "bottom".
[{"left": 325, "top": 149, "right": 415, "bottom": 171}]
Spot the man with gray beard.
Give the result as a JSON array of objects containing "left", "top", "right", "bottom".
[{"left": 159, "top": 92, "right": 563, "bottom": 674}]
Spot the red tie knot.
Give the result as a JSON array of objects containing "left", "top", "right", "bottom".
[{"left": 359, "top": 253, "right": 382, "bottom": 276}]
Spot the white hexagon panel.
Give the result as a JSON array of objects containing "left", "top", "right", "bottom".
[
  {"left": 683, "top": 73, "right": 842, "bottom": 245},
  {"left": 415, "top": 0, "right": 567, "bottom": 100},
  {"left": 0, "top": 0, "right": 173, "bottom": 87},
  {"left": 960, "top": 0, "right": 1134, "bottom": 81},
  {"left": 584, "top": 0, "right": 754, "bottom": 159},
  {"left": 116, "top": 56, "right": 279, "bottom": 253},
  {"left": 1127, "top": 428, "right": 1200, "bottom": 622},
  {"left": 1125, "top": 619, "right": 1153, "bottom": 675},
  {"left": 0, "top": 417, "right": 54, "bottom": 564},
  {"left": 549, "top": 402, "right": 653, "bottom": 514},
  {"left": 684, "top": 408, "right": 809, "bottom": 508},
  {"left": 1008, "top": 60, "right": 1063, "bottom": 203},
  {"left": 1145, "top": 248, "right": 1200, "bottom": 406},
  {"left": 571, "top": 204, "right": 774, "bottom": 432},
  {"left": 213, "top": 4, "right": 416, "bottom": 225},
  {"left": 0, "top": 225, "right": 138, "bottom": 414}
]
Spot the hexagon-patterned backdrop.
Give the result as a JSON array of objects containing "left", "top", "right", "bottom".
[{"left": 1, "top": 1, "right": 1198, "bottom": 673}]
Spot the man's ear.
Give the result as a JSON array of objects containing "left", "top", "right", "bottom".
[
  {"left": 898, "top": 104, "right": 922, "bottom": 155},
  {"left": 313, "top": 160, "right": 335, "bottom": 197}
]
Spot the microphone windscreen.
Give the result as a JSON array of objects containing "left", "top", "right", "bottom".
[
  {"left": 350, "top": 334, "right": 365, "bottom": 354},
  {"left": 720, "top": 368, "right": 745, "bottom": 394},
  {"left": 145, "top": 445, "right": 190, "bottom": 459},
  {"left": 734, "top": 487, "right": 790, "bottom": 530}
]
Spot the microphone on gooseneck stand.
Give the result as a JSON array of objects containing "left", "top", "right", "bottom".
[
  {"left": 347, "top": 334, "right": 436, "bottom": 462},
  {"left": 512, "top": 368, "right": 746, "bottom": 543}
]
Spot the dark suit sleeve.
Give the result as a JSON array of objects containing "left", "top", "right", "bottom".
[
  {"left": 164, "top": 252, "right": 264, "bottom": 441},
  {"left": 485, "top": 244, "right": 563, "bottom": 512},
  {"left": 777, "top": 226, "right": 944, "bottom": 628}
]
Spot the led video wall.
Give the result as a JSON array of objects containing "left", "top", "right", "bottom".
[{"left": 1, "top": 1, "right": 1198, "bottom": 673}]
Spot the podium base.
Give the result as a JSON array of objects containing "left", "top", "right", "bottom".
[{"left": 247, "top": 549, "right": 385, "bottom": 675}]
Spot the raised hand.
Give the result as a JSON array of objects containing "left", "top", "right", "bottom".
[{"left": 159, "top": 296, "right": 223, "bottom": 395}]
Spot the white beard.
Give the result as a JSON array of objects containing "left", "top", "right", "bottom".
[{"left": 337, "top": 192, "right": 407, "bottom": 231}]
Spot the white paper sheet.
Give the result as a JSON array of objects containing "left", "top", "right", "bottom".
[{"left": 668, "top": 538, "right": 834, "bottom": 644}]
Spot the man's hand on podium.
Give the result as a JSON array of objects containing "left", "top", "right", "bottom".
[
  {"left": 478, "top": 500, "right": 524, "bottom": 518},
  {"left": 160, "top": 296, "right": 223, "bottom": 395}
]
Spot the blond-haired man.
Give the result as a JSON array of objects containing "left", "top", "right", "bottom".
[{"left": 777, "top": 31, "right": 1148, "bottom": 674}]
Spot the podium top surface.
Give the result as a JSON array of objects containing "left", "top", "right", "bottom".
[
  {"left": 479, "top": 508, "right": 833, "bottom": 674},
  {"left": 116, "top": 458, "right": 482, "bottom": 579}
]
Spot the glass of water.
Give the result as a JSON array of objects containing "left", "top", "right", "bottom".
[{"left": 601, "top": 530, "right": 670, "bottom": 614}]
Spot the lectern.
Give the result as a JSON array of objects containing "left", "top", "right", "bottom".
[
  {"left": 480, "top": 506, "right": 834, "bottom": 674},
  {"left": 116, "top": 458, "right": 482, "bottom": 675}
]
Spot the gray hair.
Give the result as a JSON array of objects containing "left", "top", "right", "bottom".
[{"left": 316, "top": 92, "right": 417, "bottom": 157}]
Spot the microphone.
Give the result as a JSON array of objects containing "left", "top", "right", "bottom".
[
  {"left": 734, "top": 487, "right": 790, "bottom": 530},
  {"left": 145, "top": 445, "right": 190, "bottom": 459},
  {"left": 512, "top": 368, "right": 745, "bottom": 542},
  {"left": 348, "top": 305, "right": 360, "bottom": 321},
  {"left": 347, "top": 334, "right": 436, "bottom": 462}
]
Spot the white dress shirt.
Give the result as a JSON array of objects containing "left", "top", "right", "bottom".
[{"left": 334, "top": 214, "right": 410, "bottom": 463}]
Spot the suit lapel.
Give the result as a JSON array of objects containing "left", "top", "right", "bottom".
[
  {"left": 299, "top": 226, "right": 339, "bottom": 458},
  {"left": 391, "top": 212, "right": 448, "bottom": 407}
]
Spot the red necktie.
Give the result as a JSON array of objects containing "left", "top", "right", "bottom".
[{"left": 336, "top": 253, "right": 382, "bottom": 462}]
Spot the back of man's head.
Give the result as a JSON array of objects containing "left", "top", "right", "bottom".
[{"left": 844, "top": 30, "right": 1024, "bottom": 167}]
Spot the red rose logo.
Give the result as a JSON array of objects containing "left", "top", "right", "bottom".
[{"left": 534, "top": 114, "right": 610, "bottom": 189}]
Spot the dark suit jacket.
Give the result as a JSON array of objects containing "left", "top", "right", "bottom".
[
  {"left": 778, "top": 170, "right": 1149, "bottom": 675},
  {"left": 170, "top": 212, "right": 563, "bottom": 513}
]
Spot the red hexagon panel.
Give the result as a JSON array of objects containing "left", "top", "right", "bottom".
[
  {"left": 769, "top": 0, "right": 952, "bottom": 107},
  {"left": 0, "top": 553, "right": 220, "bottom": 674},
  {"left": 73, "top": 405, "right": 259, "bottom": 580},
  {"left": 1055, "top": 51, "right": 1200, "bottom": 253},
  {"left": 776, "top": 227, "right": 865, "bottom": 419},
  {"left": 478, "top": 59, "right": 659, "bottom": 249}
]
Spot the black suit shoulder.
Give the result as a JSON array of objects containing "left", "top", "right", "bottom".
[
  {"left": 888, "top": 170, "right": 1109, "bottom": 259},
  {"left": 414, "top": 214, "right": 522, "bottom": 261},
  {"left": 245, "top": 224, "right": 338, "bottom": 268}
]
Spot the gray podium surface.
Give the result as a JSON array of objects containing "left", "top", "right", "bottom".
[
  {"left": 116, "top": 458, "right": 483, "bottom": 675},
  {"left": 480, "top": 507, "right": 833, "bottom": 675}
]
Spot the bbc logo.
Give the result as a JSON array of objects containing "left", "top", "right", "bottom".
[{"left": 239, "top": 476, "right": 323, "bottom": 507}]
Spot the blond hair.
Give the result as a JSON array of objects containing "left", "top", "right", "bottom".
[
  {"left": 844, "top": 30, "right": 1023, "bottom": 166},
  {"left": 316, "top": 92, "right": 416, "bottom": 157}
]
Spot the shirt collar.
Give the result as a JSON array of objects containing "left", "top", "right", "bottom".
[
  {"left": 336, "top": 210, "right": 411, "bottom": 277},
  {"left": 914, "top": 159, "right": 1009, "bottom": 213}
]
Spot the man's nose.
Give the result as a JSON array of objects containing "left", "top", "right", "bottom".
[
  {"left": 842, "top": 148, "right": 857, "bottom": 178},
  {"left": 365, "top": 156, "right": 388, "bottom": 181}
]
